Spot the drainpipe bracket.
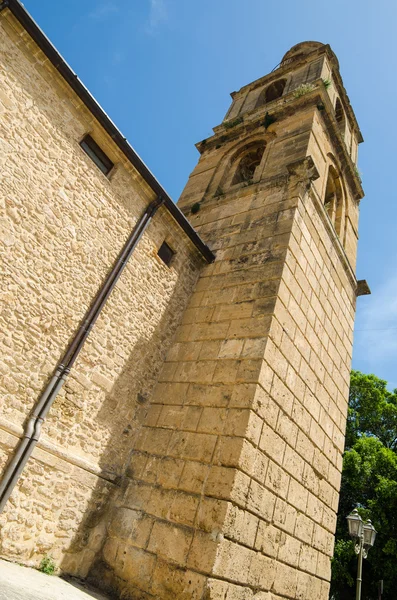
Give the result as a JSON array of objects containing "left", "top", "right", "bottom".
[
  {"left": 24, "top": 417, "right": 37, "bottom": 440},
  {"left": 147, "top": 196, "right": 165, "bottom": 218},
  {"left": 32, "top": 418, "right": 44, "bottom": 442}
]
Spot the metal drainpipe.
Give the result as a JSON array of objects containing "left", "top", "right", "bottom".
[{"left": 0, "top": 196, "right": 165, "bottom": 513}]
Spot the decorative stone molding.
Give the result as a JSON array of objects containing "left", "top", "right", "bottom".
[
  {"left": 356, "top": 280, "right": 371, "bottom": 296},
  {"left": 286, "top": 155, "right": 320, "bottom": 194}
]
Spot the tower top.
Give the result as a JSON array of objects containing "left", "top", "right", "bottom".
[
  {"left": 280, "top": 41, "right": 339, "bottom": 70},
  {"left": 282, "top": 41, "right": 324, "bottom": 61},
  {"left": 222, "top": 40, "right": 362, "bottom": 150}
]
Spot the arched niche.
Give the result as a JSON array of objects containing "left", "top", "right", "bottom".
[
  {"left": 335, "top": 98, "right": 346, "bottom": 138},
  {"left": 206, "top": 138, "right": 268, "bottom": 199},
  {"left": 324, "top": 164, "right": 345, "bottom": 239},
  {"left": 256, "top": 79, "right": 287, "bottom": 108},
  {"left": 232, "top": 144, "right": 266, "bottom": 185}
]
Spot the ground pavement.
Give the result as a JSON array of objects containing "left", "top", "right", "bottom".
[{"left": 0, "top": 559, "right": 111, "bottom": 600}]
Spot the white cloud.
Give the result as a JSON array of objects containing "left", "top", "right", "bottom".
[
  {"left": 145, "top": 0, "right": 167, "bottom": 35},
  {"left": 89, "top": 2, "right": 119, "bottom": 20},
  {"left": 353, "top": 274, "right": 397, "bottom": 389}
]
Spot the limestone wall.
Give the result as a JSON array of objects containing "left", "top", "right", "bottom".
[
  {"left": 205, "top": 174, "right": 356, "bottom": 600},
  {"left": 94, "top": 158, "right": 356, "bottom": 599},
  {"left": 308, "top": 112, "right": 359, "bottom": 270},
  {"left": 90, "top": 58, "right": 361, "bottom": 595},
  {"left": 94, "top": 174, "right": 294, "bottom": 600},
  {"left": 0, "top": 11, "right": 203, "bottom": 574},
  {"left": 0, "top": 13, "right": 363, "bottom": 599}
]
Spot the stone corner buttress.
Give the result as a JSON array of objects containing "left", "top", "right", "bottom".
[{"left": 96, "top": 41, "right": 364, "bottom": 600}]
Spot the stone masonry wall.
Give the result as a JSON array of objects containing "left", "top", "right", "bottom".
[
  {"left": 94, "top": 171, "right": 294, "bottom": 600},
  {"left": 0, "top": 11, "right": 204, "bottom": 575},
  {"left": 201, "top": 169, "right": 356, "bottom": 600},
  {"left": 0, "top": 18, "right": 362, "bottom": 600},
  {"left": 92, "top": 47, "right": 361, "bottom": 597},
  {"left": 94, "top": 160, "right": 356, "bottom": 600}
]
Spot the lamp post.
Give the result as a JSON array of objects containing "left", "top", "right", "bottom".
[{"left": 346, "top": 509, "right": 377, "bottom": 600}]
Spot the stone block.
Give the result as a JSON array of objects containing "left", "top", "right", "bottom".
[
  {"left": 248, "top": 552, "right": 276, "bottom": 589},
  {"left": 187, "top": 531, "right": 219, "bottom": 573},
  {"left": 294, "top": 512, "right": 314, "bottom": 545},
  {"left": 213, "top": 539, "right": 252, "bottom": 585},
  {"left": 147, "top": 521, "right": 193, "bottom": 565},
  {"left": 254, "top": 521, "right": 283, "bottom": 558},
  {"left": 197, "top": 407, "right": 228, "bottom": 434},
  {"left": 108, "top": 508, "right": 153, "bottom": 548},
  {"left": 196, "top": 497, "right": 229, "bottom": 533},
  {"left": 283, "top": 445, "right": 305, "bottom": 479},
  {"left": 205, "top": 466, "right": 237, "bottom": 501},
  {"left": 179, "top": 461, "right": 209, "bottom": 494},
  {"left": 246, "top": 480, "right": 276, "bottom": 521},
  {"left": 151, "top": 560, "right": 206, "bottom": 600},
  {"left": 224, "top": 504, "right": 259, "bottom": 548},
  {"left": 169, "top": 491, "right": 199, "bottom": 527},
  {"left": 265, "top": 460, "right": 290, "bottom": 499},
  {"left": 299, "top": 543, "right": 318, "bottom": 575},
  {"left": 156, "top": 457, "right": 185, "bottom": 489},
  {"left": 121, "top": 546, "right": 156, "bottom": 591},
  {"left": 272, "top": 561, "right": 298, "bottom": 598},
  {"left": 168, "top": 431, "right": 217, "bottom": 463},
  {"left": 259, "top": 423, "right": 286, "bottom": 465},
  {"left": 205, "top": 578, "right": 254, "bottom": 600},
  {"left": 273, "top": 498, "right": 297, "bottom": 535}
]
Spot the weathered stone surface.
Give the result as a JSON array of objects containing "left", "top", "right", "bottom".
[
  {"left": 96, "top": 43, "right": 361, "bottom": 600},
  {"left": 0, "top": 10, "right": 363, "bottom": 600},
  {"left": 0, "top": 9, "right": 203, "bottom": 575}
]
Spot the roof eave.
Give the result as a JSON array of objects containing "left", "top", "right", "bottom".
[{"left": 0, "top": 0, "right": 215, "bottom": 263}]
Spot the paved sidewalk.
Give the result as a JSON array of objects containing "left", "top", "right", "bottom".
[{"left": 0, "top": 559, "right": 112, "bottom": 600}]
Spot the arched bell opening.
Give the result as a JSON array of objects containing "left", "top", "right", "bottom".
[
  {"left": 256, "top": 79, "right": 287, "bottom": 108},
  {"left": 335, "top": 98, "right": 346, "bottom": 138},
  {"left": 324, "top": 165, "right": 345, "bottom": 239},
  {"left": 231, "top": 144, "right": 266, "bottom": 185}
]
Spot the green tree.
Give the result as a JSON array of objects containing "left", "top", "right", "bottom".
[
  {"left": 347, "top": 371, "right": 397, "bottom": 449},
  {"left": 331, "top": 372, "right": 397, "bottom": 600}
]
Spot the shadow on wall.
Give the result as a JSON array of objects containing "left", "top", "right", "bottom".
[
  {"left": 0, "top": 32, "right": 203, "bottom": 579},
  {"left": 58, "top": 268, "right": 196, "bottom": 582}
]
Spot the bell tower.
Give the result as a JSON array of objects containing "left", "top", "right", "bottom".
[{"left": 99, "top": 42, "right": 364, "bottom": 600}]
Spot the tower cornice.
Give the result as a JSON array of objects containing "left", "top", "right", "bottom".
[
  {"left": 196, "top": 82, "right": 364, "bottom": 203},
  {"left": 228, "top": 44, "right": 363, "bottom": 145}
]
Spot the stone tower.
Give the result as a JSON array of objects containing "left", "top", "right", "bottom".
[{"left": 97, "top": 42, "right": 364, "bottom": 599}]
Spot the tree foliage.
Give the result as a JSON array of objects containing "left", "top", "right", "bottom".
[
  {"left": 331, "top": 371, "right": 397, "bottom": 599},
  {"left": 346, "top": 370, "right": 397, "bottom": 450}
]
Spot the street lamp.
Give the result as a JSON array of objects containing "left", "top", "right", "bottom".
[{"left": 347, "top": 509, "right": 377, "bottom": 600}]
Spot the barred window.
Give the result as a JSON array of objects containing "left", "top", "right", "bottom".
[
  {"left": 157, "top": 241, "right": 175, "bottom": 266},
  {"left": 80, "top": 134, "right": 114, "bottom": 175}
]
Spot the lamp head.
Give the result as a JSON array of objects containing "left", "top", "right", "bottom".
[
  {"left": 347, "top": 509, "right": 363, "bottom": 539},
  {"left": 363, "top": 519, "right": 377, "bottom": 548}
]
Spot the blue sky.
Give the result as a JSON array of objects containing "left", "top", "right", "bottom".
[{"left": 22, "top": 0, "right": 397, "bottom": 388}]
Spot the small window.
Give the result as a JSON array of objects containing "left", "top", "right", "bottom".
[
  {"left": 157, "top": 241, "right": 175, "bottom": 266},
  {"left": 80, "top": 134, "right": 114, "bottom": 175}
]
